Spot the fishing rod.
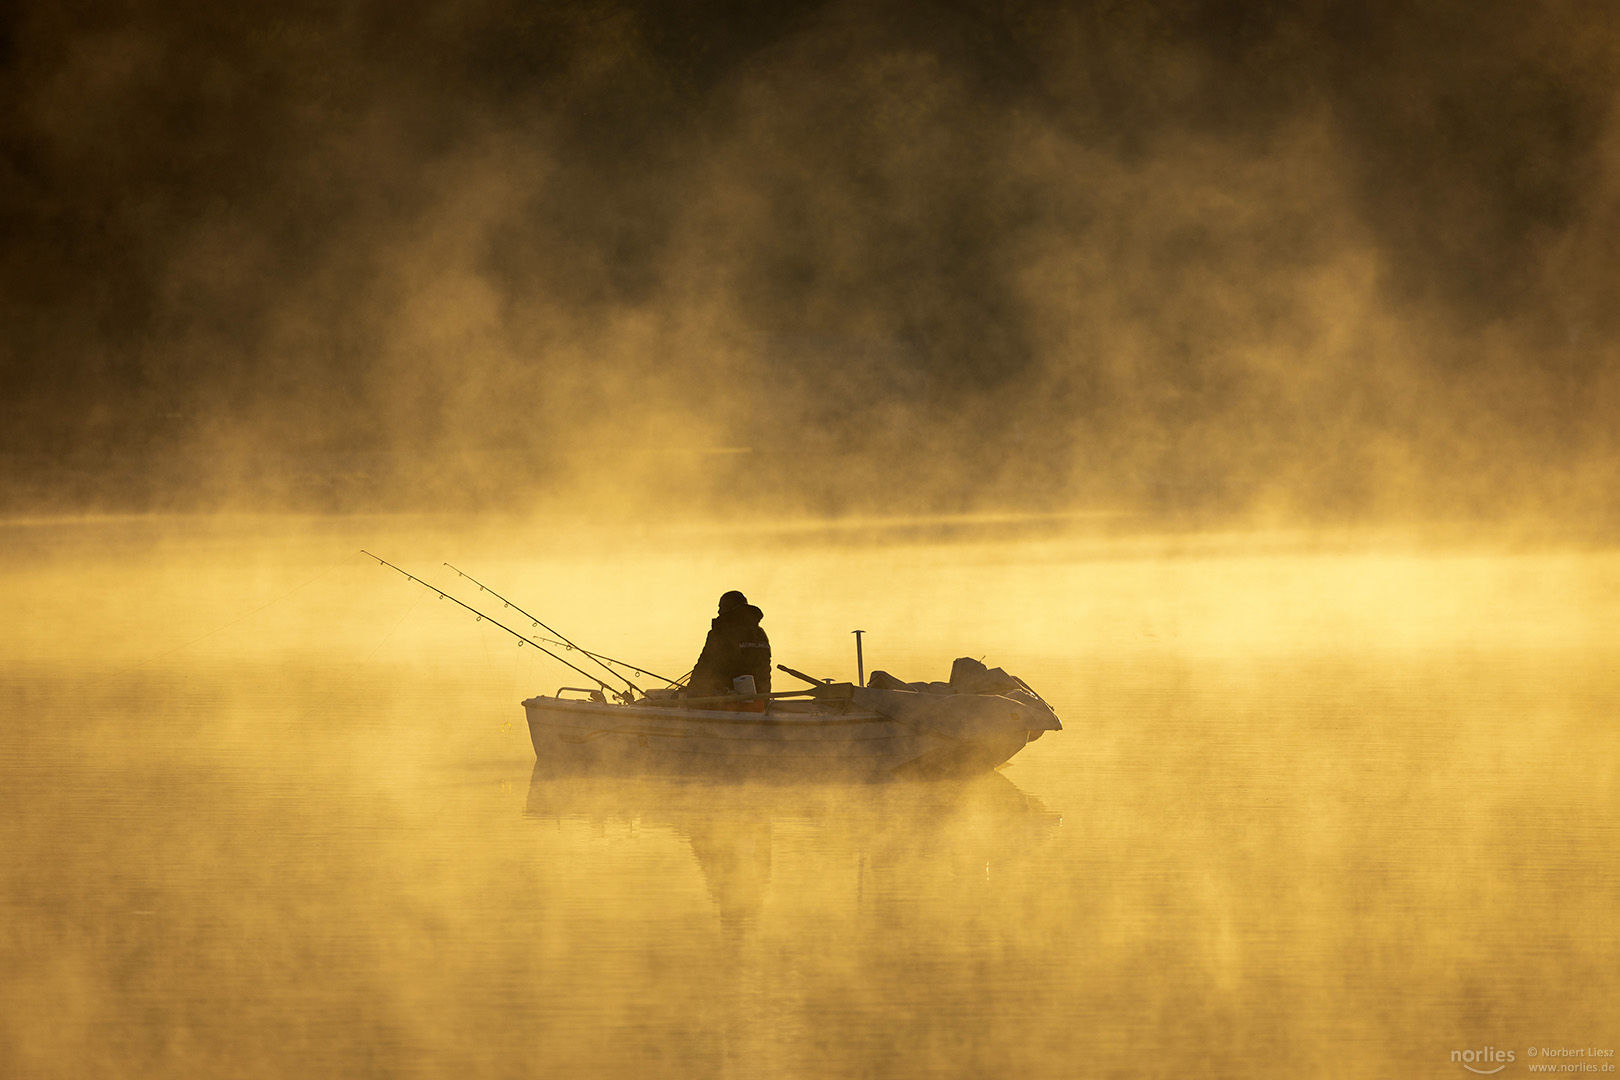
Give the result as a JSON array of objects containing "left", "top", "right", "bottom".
[
  {"left": 444, "top": 563, "right": 630, "bottom": 687},
  {"left": 441, "top": 562, "right": 676, "bottom": 687},
  {"left": 361, "top": 551, "right": 634, "bottom": 702}
]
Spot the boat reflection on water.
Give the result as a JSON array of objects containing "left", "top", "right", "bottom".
[
  {"left": 522, "top": 762, "right": 1065, "bottom": 1074},
  {"left": 523, "top": 762, "right": 1061, "bottom": 932}
]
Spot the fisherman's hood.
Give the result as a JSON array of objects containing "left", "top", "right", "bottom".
[{"left": 714, "top": 604, "right": 764, "bottom": 627}]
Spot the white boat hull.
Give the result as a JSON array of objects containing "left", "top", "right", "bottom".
[{"left": 522, "top": 693, "right": 1056, "bottom": 779}]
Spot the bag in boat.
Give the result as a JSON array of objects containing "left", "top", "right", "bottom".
[{"left": 854, "top": 657, "right": 1061, "bottom": 742}]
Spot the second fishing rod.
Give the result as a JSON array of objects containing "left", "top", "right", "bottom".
[
  {"left": 441, "top": 563, "right": 678, "bottom": 690},
  {"left": 362, "top": 551, "right": 639, "bottom": 702}
]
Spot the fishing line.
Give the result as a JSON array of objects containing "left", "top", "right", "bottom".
[
  {"left": 357, "top": 591, "right": 426, "bottom": 671},
  {"left": 314, "top": 588, "right": 427, "bottom": 710}
]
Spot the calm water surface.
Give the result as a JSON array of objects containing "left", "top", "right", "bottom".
[{"left": 2, "top": 516, "right": 1616, "bottom": 1078}]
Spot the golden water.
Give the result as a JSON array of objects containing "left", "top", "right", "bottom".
[{"left": 2, "top": 516, "right": 1616, "bottom": 1077}]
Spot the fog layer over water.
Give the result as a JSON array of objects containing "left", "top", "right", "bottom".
[
  {"left": 5, "top": 1, "right": 1620, "bottom": 519},
  {"left": 2, "top": 515, "right": 1616, "bottom": 1076}
]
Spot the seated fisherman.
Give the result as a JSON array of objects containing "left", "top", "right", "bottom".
[{"left": 687, "top": 590, "right": 772, "bottom": 698}]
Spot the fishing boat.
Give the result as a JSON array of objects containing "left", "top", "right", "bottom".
[
  {"left": 360, "top": 552, "right": 1061, "bottom": 779},
  {"left": 522, "top": 659, "right": 1062, "bottom": 780}
]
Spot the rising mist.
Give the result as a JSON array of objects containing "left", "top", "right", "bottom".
[{"left": 2, "top": 0, "right": 1617, "bottom": 523}]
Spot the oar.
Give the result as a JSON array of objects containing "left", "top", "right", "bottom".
[{"left": 777, "top": 663, "right": 832, "bottom": 689}]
